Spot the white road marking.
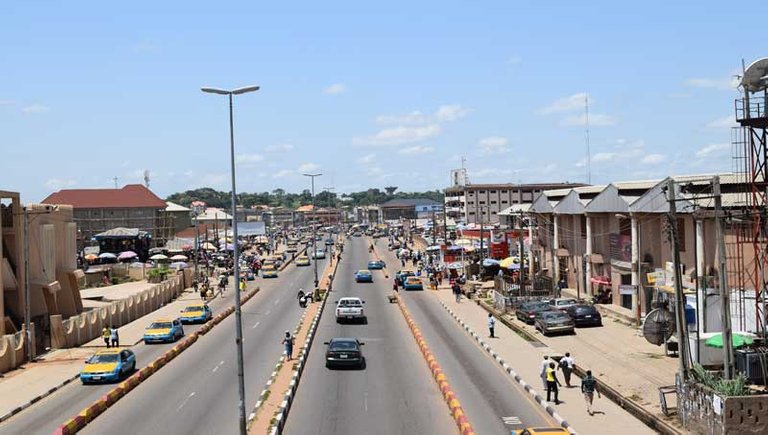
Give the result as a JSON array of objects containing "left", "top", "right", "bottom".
[
  {"left": 252, "top": 321, "right": 261, "bottom": 329},
  {"left": 274, "top": 298, "right": 281, "bottom": 306},
  {"left": 212, "top": 360, "right": 225, "bottom": 373},
  {"left": 502, "top": 416, "right": 522, "bottom": 425},
  {"left": 265, "top": 310, "right": 271, "bottom": 316},
  {"left": 177, "top": 392, "right": 196, "bottom": 411}
]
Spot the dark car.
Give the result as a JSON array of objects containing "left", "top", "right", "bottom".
[
  {"left": 564, "top": 304, "right": 603, "bottom": 327},
  {"left": 534, "top": 310, "right": 575, "bottom": 336},
  {"left": 367, "top": 260, "right": 385, "bottom": 270},
  {"left": 324, "top": 337, "right": 365, "bottom": 369},
  {"left": 354, "top": 270, "right": 374, "bottom": 283},
  {"left": 515, "top": 301, "right": 551, "bottom": 324}
]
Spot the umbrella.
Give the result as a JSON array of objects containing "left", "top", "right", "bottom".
[
  {"left": 499, "top": 257, "right": 519, "bottom": 268},
  {"left": 150, "top": 254, "right": 169, "bottom": 261},
  {"left": 446, "top": 262, "right": 463, "bottom": 270},
  {"left": 482, "top": 258, "right": 500, "bottom": 267},
  {"left": 426, "top": 245, "right": 441, "bottom": 252},
  {"left": 181, "top": 244, "right": 193, "bottom": 250},
  {"left": 704, "top": 332, "right": 755, "bottom": 349},
  {"left": 169, "top": 261, "right": 189, "bottom": 270},
  {"left": 170, "top": 254, "right": 188, "bottom": 261},
  {"left": 220, "top": 243, "right": 235, "bottom": 251},
  {"left": 84, "top": 254, "right": 98, "bottom": 261},
  {"left": 453, "top": 238, "right": 472, "bottom": 247},
  {"left": 148, "top": 247, "right": 165, "bottom": 255},
  {"left": 98, "top": 252, "right": 117, "bottom": 259},
  {"left": 118, "top": 251, "right": 138, "bottom": 260},
  {"left": 201, "top": 242, "right": 217, "bottom": 251}
]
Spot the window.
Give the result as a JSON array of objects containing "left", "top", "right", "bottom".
[
  {"left": 620, "top": 218, "right": 631, "bottom": 236},
  {"left": 580, "top": 216, "right": 587, "bottom": 239},
  {"left": 501, "top": 200, "right": 508, "bottom": 204},
  {"left": 500, "top": 190, "right": 508, "bottom": 194},
  {"left": 479, "top": 190, "right": 486, "bottom": 194},
  {"left": 490, "top": 200, "right": 497, "bottom": 204},
  {"left": 490, "top": 190, "right": 496, "bottom": 194},
  {"left": 479, "top": 201, "right": 486, "bottom": 205}
]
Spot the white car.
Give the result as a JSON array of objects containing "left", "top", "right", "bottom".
[
  {"left": 311, "top": 250, "right": 326, "bottom": 259},
  {"left": 335, "top": 297, "right": 366, "bottom": 323}
]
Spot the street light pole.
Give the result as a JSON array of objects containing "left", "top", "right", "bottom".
[
  {"left": 304, "top": 173, "right": 322, "bottom": 288},
  {"left": 23, "top": 207, "right": 31, "bottom": 363},
  {"left": 201, "top": 84, "right": 259, "bottom": 435}
]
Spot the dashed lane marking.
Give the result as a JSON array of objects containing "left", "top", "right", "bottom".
[
  {"left": 252, "top": 321, "right": 261, "bottom": 329},
  {"left": 177, "top": 392, "right": 196, "bottom": 411},
  {"left": 502, "top": 416, "right": 522, "bottom": 426}
]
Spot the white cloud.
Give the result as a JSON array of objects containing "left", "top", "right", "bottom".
[
  {"left": 375, "top": 105, "right": 469, "bottom": 125},
  {"left": 354, "top": 124, "right": 441, "bottom": 146},
  {"left": 591, "top": 152, "right": 620, "bottom": 163},
  {"left": 684, "top": 76, "right": 739, "bottom": 90},
  {"left": 539, "top": 92, "right": 589, "bottom": 114},
  {"left": 272, "top": 169, "right": 294, "bottom": 179},
  {"left": 0, "top": 100, "right": 14, "bottom": 105},
  {"left": 479, "top": 136, "right": 509, "bottom": 154},
  {"left": 560, "top": 113, "right": 617, "bottom": 127},
  {"left": 266, "top": 143, "right": 294, "bottom": 152},
  {"left": 323, "top": 83, "right": 347, "bottom": 95},
  {"left": 705, "top": 115, "right": 736, "bottom": 129},
  {"left": 236, "top": 154, "right": 264, "bottom": 165},
  {"left": 357, "top": 153, "right": 376, "bottom": 164},
  {"left": 398, "top": 146, "right": 434, "bottom": 155},
  {"left": 44, "top": 178, "right": 77, "bottom": 190},
  {"left": 641, "top": 154, "right": 666, "bottom": 164},
  {"left": 506, "top": 56, "right": 522, "bottom": 65},
  {"left": 200, "top": 173, "right": 228, "bottom": 187},
  {"left": 434, "top": 104, "right": 470, "bottom": 122},
  {"left": 695, "top": 143, "right": 730, "bottom": 158},
  {"left": 297, "top": 162, "right": 320, "bottom": 173},
  {"left": 22, "top": 104, "right": 50, "bottom": 114},
  {"left": 270, "top": 162, "right": 320, "bottom": 179}
]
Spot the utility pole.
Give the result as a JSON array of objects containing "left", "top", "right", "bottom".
[
  {"left": 304, "top": 173, "right": 322, "bottom": 288},
  {"left": 518, "top": 210, "right": 526, "bottom": 284},
  {"left": 714, "top": 176, "right": 734, "bottom": 379},
  {"left": 23, "top": 206, "right": 32, "bottom": 363},
  {"left": 479, "top": 205, "right": 485, "bottom": 268},
  {"left": 667, "top": 179, "right": 689, "bottom": 381}
]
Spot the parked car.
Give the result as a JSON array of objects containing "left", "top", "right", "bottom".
[
  {"left": 534, "top": 311, "right": 575, "bottom": 336},
  {"left": 355, "top": 270, "right": 373, "bottom": 283},
  {"left": 80, "top": 349, "right": 136, "bottom": 384},
  {"left": 180, "top": 303, "right": 213, "bottom": 324},
  {"left": 143, "top": 318, "right": 185, "bottom": 344},
  {"left": 335, "top": 297, "right": 366, "bottom": 323},
  {"left": 514, "top": 301, "right": 551, "bottom": 324},
  {"left": 325, "top": 238, "right": 335, "bottom": 245},
  {"left": 548, "top": 298, "right": 578, "bottom": 311},
  {"left": 324, "top": 337, "right": 365, "bottom": 369},
  {"left": 367, "top": 260, "right": 385, "bottom": 270},
  {"left": 403, "top": 276, "right": 423, "bottom": 290},
  {"left": 564, "top": 304, "right": 603, "bottom": 327}
]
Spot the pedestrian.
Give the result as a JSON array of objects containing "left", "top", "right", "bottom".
[
  {"left": 546, "top": 361, "right": 562, "bottom": 404},
  {"left": 452, "top": 282, "right": 461, "bottom": 302},
  {"left": 283, "top": 330, "right": 294, "bottom": 361},
  {"left": 540, "top": 355, "right": 550, "bottom": 390},
  {"left": 102, "top": 326, "right": 111, "bottom": 348},
  {"left": 487, "top": 313, "right": 496, "bottom": 338},
  {"left": 239, "top": 277, "right": 246, "bottom": 292},
  {"left": 393, "top": 278, "right": 399, "bottom": 293},
  {"left": 581, "top": 369, "right": 601, "bottom": 415},
  {"left": 110, "top": 325, "right": 120, "bottom": 348},
  {"left": 559, "top": 352, "right": 575, "bottom": 387}
]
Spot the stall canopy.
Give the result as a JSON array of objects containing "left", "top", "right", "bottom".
[
  {"left": 237, "top": 222, "right": 266, "bottom": 236},
  {"left": 94, "top": 227, "right": 152, "bottom": 261}
]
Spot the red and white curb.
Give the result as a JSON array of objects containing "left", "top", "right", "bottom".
[
  {"left": 53, "top": 286, "right": 261, "bottom": 435},
  {"left": 397, "top": 295, "right": 475, "bottom": 435},
  {"left": 439, "top": 301, "right": 577, "bottom": 434}
]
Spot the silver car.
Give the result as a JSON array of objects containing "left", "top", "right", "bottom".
[{"left": 534, "top": 310, "right": 575, "bottom": 336}]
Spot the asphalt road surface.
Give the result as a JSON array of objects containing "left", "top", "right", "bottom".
[
  {"left": 82, "top": 254, "right": 326, "bottom": 434},
  {"left": 0, "top": 253, "right": 321, "bottom": 435},
  {"left": 283, "top": 236, "right": 456, "bottom": 435},
  {"left": 378, "top": 244, "right": 558, "bottom": 433}
]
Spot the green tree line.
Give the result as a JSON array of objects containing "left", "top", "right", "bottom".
[{"left": 166, "top": 187, "right": 444, "bottom": 210}]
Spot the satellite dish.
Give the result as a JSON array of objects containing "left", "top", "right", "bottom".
[
  {"left": 643, "top": 308, "right": 675, "bottom": 346},
  {"left": 741, "top": 58, "right": 768, "bottom": 93}
]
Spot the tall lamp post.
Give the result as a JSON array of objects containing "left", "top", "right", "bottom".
[
  {"left": 201, "top": 84, "right": 259, "bottom": 435},
  {"left": 304, "top": 173, "right": 322, "bottom": 288}
]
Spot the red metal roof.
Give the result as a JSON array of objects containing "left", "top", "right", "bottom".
[{"left": 41, "top": 184, "right": 167, "bottom": 209}]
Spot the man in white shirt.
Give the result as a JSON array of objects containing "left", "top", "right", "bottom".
[
  {"left": 540, "top": 355, "right": 550, "bottom": 390},
  {"left": 560, "top": 352, "right": 575, "bottom": 387}
]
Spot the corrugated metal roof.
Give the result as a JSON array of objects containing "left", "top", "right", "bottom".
[
  {"left": 498, "top": 203, "right": 532, "bottom": 215},
  {"left": 42, "top": 184, "right": 167, "bottom": 209},
  {"left": 165, "top": 201, "right": 190, "bottom": 212}
]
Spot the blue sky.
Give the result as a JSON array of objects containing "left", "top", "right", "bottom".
[{"left": 0, "top": 1, "right": 761, "bottom": 202}]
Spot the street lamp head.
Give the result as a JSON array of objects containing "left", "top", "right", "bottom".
[
  {"left": 201, "top": 87, "right": 231, "bottom": 95},
  {"left": 303, "top": 173, "right": 322, "bottom": 177},
  {"left": 231, "top": 85, "right": 260, "bottom": 95}
]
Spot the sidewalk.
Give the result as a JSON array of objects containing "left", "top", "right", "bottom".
[
  {"left": 432, "top": 289, "right": 657, "bottom": 434},
  {"left": 0, "top": 286, "right": 227, "bottom": 421}
]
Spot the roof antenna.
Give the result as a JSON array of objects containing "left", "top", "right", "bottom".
[
  {"left": 144, "top": 170, "right": 151, "bottom": 188},
  {"left": 113, "top": 176, "right": 119, "bottom": 188},
  {"left": 585, "top": 93, "right": 592, "bottom": 185}
]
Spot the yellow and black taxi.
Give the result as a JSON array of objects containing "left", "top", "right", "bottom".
[
  {"left": 80, "top": 348, "right": 136, "bottom": 384},
  {"left": 262, "top": 264, "right": 279, "bottom": 278},
  {"left": 512, "top": 428, "right": 570, "bottom": 435},
  {"left": 296, "top": 255, "right": 310, "bottom": 266},
  {"left": 143, "top": 318, "right": 185, "bottom": 344},
  {"left": 180, "top": 303, "right": 213, "bottom": 324}
]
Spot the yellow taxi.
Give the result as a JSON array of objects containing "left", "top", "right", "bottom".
[
  {"left": 180, "top": 303, "right": 213, "bottom": 324},
  {"left": 262, "top": 264, "right": 278, "bottom": 278},
  {"left": 143, "top": 318, "right": 185, "bottom": 344},
  {"left": 296, "top": 255, "right": 310, "bottom": 266},
  {"left": 80, "top": 348, "right": 136, "bottom": 384}
]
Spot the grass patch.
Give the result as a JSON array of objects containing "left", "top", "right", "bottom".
[{"left": 262, "top": 389, "right": 271, "bottom": 401}]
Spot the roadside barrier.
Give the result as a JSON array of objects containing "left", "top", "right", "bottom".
[
  {"left": 53, "top": 286, "right": 261, "bottom": 435},
  {"left": 394, "top": 294, "right": 475, "bottom": 435}
]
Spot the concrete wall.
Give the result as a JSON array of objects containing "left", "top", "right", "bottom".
[
  {"left": 680, "top": 380, "right": 768, "bottom": 435},
  {"left": 0, "top": 327, "right": 35, "bottom": 373}
]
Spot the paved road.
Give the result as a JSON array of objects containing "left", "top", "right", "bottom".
[
  {"left": 82, "top": 255, "right": 326, "bottom": 434},
  {"left": 376, "top": 244, "right": 558, "bottom": 433},
  {"left": 283, "top": 237, "right": 456, "bottom": 435}
]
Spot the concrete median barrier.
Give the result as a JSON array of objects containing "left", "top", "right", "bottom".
[
  {"left": 54, "top": 286, "right": 261, "bottom": 434},
  {"left": 394, "top": 294, "right": 475, "bottom": 435}
]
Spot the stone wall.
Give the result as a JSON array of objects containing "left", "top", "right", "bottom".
[{"left": 680, "top": 380, "right": 768, "bottom": 435}]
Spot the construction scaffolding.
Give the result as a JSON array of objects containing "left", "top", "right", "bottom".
[{"left": 74, "top": 211, "right": 176, "bottom": 251}]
